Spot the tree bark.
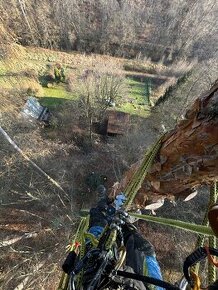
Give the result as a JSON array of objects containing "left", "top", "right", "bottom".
[{"left": 111, "top": 81, "right": 218, "bottom": 207}]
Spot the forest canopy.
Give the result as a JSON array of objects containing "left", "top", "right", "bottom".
[{"left": 1, "top": 0, "right": 218, "bottom": 62}]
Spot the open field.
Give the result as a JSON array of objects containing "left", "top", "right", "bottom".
[{"left": 0, "top": 45, "right": 176, "bottom": 118}]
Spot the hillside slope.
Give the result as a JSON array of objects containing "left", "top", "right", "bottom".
[{"left": 0, "top": 44, "right": 213, "bottom": 289}]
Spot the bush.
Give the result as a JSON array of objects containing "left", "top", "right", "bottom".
[
  {"left": 40, "top": 63, "right": 66, "bottom": 87},
  {"left": 123, "top": 61, "right": 157, "bottom": 74},
  {"left": 154, "top": 72, "right": 191, "bottom": 107}
]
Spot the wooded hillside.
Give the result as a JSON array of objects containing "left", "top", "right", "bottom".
[{"left": 1, "top": 0, "right": 218, "bottom": 61}]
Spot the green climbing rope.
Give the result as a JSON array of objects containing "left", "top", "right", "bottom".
[
  {"left": 192, "top": 181, "right": 218, "bottom": 280},
  {"left": 57, "top": 216, "right": 89, "bottom": 290},
  {"left": 129, "top": 213, "right": 215, "bottom": 236},
  {"left": 75, "top": 217, "right": 90, "bottom": 289},
  {"left": 208, "top": 181, "right": 217, "bottom": 285},
  {"left": 124, "top": 135, "right": 163, "bottom": 209},
  {"left": 192, "top": 207, "right": 209, "bottom": 275}
]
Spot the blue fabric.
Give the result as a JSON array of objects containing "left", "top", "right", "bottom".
[
  {"left": 114, "top": 193, "right": 126, "bottom": 209},
  {"left": 145, "top": 256, "right": 164, "bottom": 290},
  {"left": 88, "top": 226, "right": 104, "bottom": 238}
]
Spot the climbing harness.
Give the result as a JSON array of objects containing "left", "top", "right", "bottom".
[
  {"left": 61, "top": 209, "right": 182, "bottom": 290},
  {"left": 67, "top": 211, "right": 128, "bottom": 290}
]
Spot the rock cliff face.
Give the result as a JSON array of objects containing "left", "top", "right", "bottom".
[{"left": 111, "top": 82, "right": 218, "bottom": 207}]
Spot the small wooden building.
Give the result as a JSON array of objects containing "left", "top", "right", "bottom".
[{"left": 106, "top": 111, "right": 130, "bottom": 135}]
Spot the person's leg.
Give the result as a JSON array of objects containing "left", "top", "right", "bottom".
[{"left": 125, "top": 232, "right": 163, "bottom": 290}]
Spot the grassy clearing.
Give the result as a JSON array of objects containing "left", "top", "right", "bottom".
[
  {"left": 0, "top": 45, "right": 173, "bottom": 117},
  {"left": 126, "top": 77, "right": 147, "bottom": 102},
  {"left": 40, "top": 76, "right": 151, "bottom": 114},
  {"left": 41, "top": 85, "right": 76, "bottom": 107},
  {"left": 118, "top": 76, "right": 151, "bottom": 117},
  {"left": 118, "top": 102, "right": 150, "bottom": 118}
]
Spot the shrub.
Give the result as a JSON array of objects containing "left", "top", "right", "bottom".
[
  {"left": 123, "top": 61, "right": 157, "bottom": 74},
  {"left": 40, "top": 63, "right": 66, "bottom": 87}
]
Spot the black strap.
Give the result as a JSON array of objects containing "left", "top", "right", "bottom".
[{"left": 116, "top": 270, "right": 180, "bottom": 290}]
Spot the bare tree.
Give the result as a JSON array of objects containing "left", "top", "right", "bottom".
[
  {"left": 75, "top": 68, "right": 126, "bottom": 142},
  {"left": 1, "top": 0, "right": 218, "bottom": 60}
]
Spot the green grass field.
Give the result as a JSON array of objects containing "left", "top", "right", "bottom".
[
  {"left": 40, "top": 85, "right": 76, "bottom": 107},
  {"left": 118, "top": 76, "right": 151, "bottom": 117},
  {"left": 0, "top": 46, "right": 159, "bottom": 117},
  {"left": 127, "top": 77, "right": 147, "bottom": 102}
]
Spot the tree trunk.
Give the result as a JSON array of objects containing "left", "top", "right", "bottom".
[{"left": 111, "top": 81, "right": 218, "bottom": 207}]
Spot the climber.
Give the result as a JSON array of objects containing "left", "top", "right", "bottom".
[
  {"left": 85, "top": 193, "right": 163, "bottom": 290},
  {"left": 60, "top": 188, "right": 218, "bottom": 290},
  {"left": 61, "top": 192, "right": 166, "bottom": 290}
]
